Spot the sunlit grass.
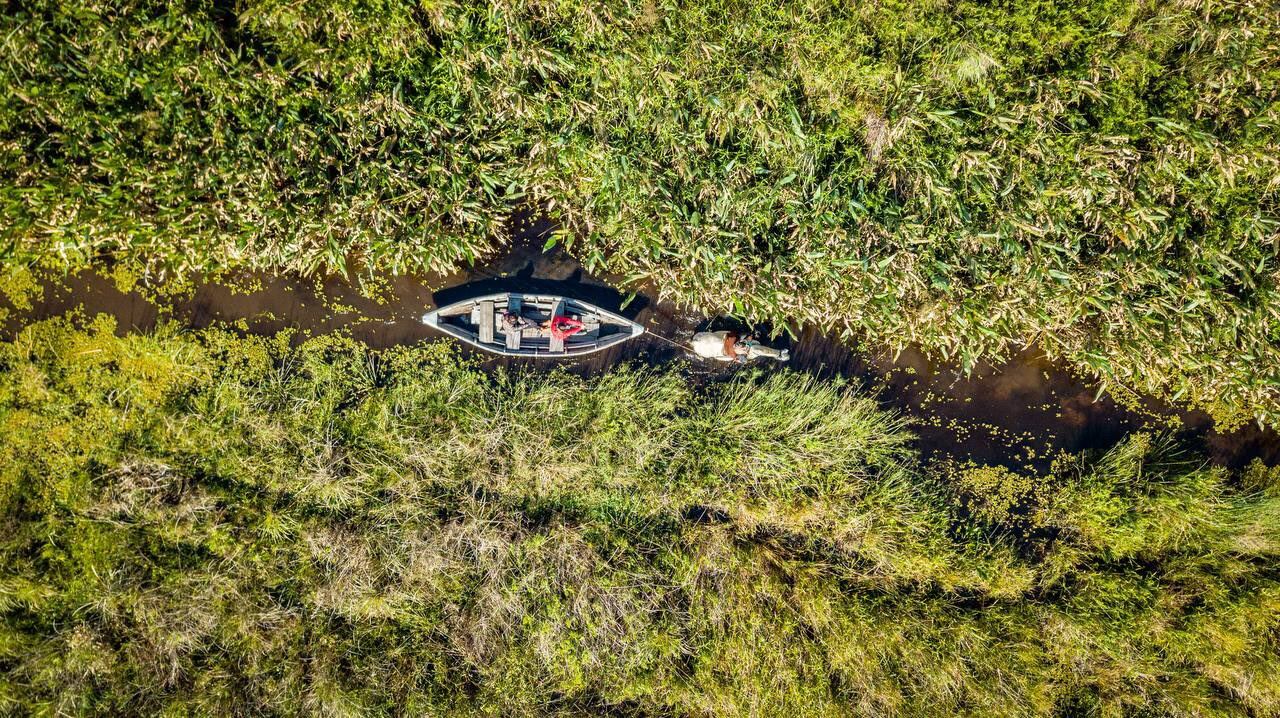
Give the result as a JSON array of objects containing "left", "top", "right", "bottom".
[
  {"left": 2, "top": 321, "right": 1277, "bottom": 715},
  {"left": 2, "top": 0, "right": 1277, "bottom": 429}
]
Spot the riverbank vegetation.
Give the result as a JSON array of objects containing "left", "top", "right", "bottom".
[
  {"left": 3, "top": 321, "right": 1278, "bottom": 715},
  {"left": 3, "top": 0, "right": 1279, "bottom": 428}
]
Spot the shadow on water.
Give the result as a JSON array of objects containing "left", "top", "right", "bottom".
[
  {"left": 6, "top": 234, "right": 1278, "bottom": 471},
  {"left": 432, "top": 270, "right": 651, "bottom": 324}
]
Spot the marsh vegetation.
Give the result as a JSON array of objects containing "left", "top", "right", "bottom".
[
  {"left": 3, "top": 1, "right": 1279, "bottom": 713},
  {"left": 3, "top": 0, "right": 1278, "bottom": 426},
  {"left": 2, "top": 321, "right": 1278, "bottom": 715}
]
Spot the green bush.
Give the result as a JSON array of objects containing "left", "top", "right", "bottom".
[
  {"left": 2, "top": 321, "right": 1278, "bottom": 715},
  {"left": 2, "top": 2, "right": 1278, "bottom": 410}
]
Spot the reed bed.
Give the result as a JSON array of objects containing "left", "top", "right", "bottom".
[
  {"left": 2, "top": 0, "right": 1278, "bottom": 427},
  {"left": 2, "top": 321, "right": 1277, "bottom": 716}
]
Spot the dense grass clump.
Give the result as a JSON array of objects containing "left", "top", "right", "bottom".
[
  {"left": 2, "top": 321, "right": 1278, "bottom": 716},
  {"left": 2, "top": 0, "right": 1279, "bottom": 427}
]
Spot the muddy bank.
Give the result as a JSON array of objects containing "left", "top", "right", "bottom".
[{"left": 8, "top": 242, "right": 1277, "bottom": 470}]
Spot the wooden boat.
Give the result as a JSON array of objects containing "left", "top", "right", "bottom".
[{"left": 421, "top": 292, "right": 645, "bottom": 357}]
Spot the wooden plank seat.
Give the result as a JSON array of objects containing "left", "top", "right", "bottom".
[
  {"left": 547, "top": 298, "right": 566, "bottom": 354},
  {"left": 477, "top": 300, "right": 495, "bottom": 345}
]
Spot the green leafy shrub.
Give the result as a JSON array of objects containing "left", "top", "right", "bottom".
[{"left": 2, "top": 322, "right": 1278, "bottom": 715}]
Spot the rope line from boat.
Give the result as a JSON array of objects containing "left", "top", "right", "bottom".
[{"left": 646, "top": 330, "right": 693, "bottom": 354}]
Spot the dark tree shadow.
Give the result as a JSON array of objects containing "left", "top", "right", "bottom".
[{"left": 431, "top": 274, "right": 651, "bottom": 321}]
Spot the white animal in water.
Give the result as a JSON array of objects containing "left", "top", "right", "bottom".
[{"left": 690, "top": 331, "right": 790, "bottom": 362}]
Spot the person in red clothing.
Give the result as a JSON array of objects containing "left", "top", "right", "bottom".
[{"left": 547, "top": 314, "right": 585, "bottom": 340}]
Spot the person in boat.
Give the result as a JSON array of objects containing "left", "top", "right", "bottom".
[
  {"left": 729, "top": 332, "right": 756, "bottom": 362},
  {"left": 546, "top": 314, "right": 586, "bottom": 340},
  {"left": 501, "top": 309, "right": 540, "bottom": 333},
  {"left": 501, "top": 309, "right": 586, "bottom": 341},
  {"left": 690, "top": 330, "right": 790, "bottom": 362}
]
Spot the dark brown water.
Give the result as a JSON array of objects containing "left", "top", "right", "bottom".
[{"left": 8, "top": 239, "right": 1277, "bottom": 470}]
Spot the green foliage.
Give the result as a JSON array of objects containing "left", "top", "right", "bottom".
[
  {"left": 3, "top": 0, "right": 1279, "bottom": 427},
  {"left": 2, "top": 322, "right": 1278, "bottom": 715}
]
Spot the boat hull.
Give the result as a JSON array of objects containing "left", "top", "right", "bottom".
[{"left": 422, "top": 292, "right": 645, "bottom": 357}]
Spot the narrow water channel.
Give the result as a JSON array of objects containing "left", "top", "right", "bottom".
[{"left": 8, "top": 238, "right": 1277, "bottom": 470}]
